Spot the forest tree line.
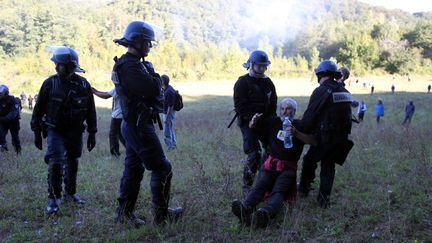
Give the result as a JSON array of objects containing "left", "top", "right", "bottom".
[{"left": 0, "top": 0, "right": 431, "bottom": 90}]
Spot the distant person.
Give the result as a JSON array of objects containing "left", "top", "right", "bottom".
[
  {"left": 371, "top": 85, "right": 375, "bottom": 95},
  {"left": 233, "top": 50, "right": 277, "bottom": 198},
  {"left": 402, "top": 101, "right": 415, "bottom": 125},
  {"left": 337, "top": 67, "right": 350, "bottom": 86},
  {"left": 0, "top": 85, "right": 21, "bottom": 154},
  {"left": 92, "top": 87, "right": 125, "bottom": 157},
  {"left": 20, "top": 92, "right": 26, "bottom": 107},
  {"left": 358, "top": 101, "right": 366, "bottom": 121},
  {"left": 375, "top": 99, "right": 384, "bottom": 123},
  {"left": 391, "top": 84, "right": 395, "bottom": 94},
  {"left": 161, "top": 74, "right": 177, "bottom": 150},
  {"left": 427, "top": 84, "right": 431, "bottom": 94},
  {"left": 27, "top": 95, "right": 33, "bottom": 110},
  {"left": 231, "top": 98, "right": 317, "bottom": 228}
]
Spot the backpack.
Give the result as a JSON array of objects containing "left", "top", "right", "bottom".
[{"left": 173, "top": 90, "right": 183, "bottom": 111}]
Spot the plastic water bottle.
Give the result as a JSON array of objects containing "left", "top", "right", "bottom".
[{"left": 282, "top": 117, "right": 293, "bottom": 149}]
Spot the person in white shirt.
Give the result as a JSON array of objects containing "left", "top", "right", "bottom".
[
  {"left": 358, "top": 100, "right": 366, "bottom": 121},
  {"left": 92, "top": 87, "right": 125, "bottom": 157}
]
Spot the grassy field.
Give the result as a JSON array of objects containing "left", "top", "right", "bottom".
[{"left": 0, "top": 78, "right": 431, "bottom": 242}]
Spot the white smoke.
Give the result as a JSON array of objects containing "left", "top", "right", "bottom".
[{"left": 236, "top": 0, "right": 319, "bottom": 49}]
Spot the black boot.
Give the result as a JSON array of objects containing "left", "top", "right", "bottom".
[
  {"left": 14, "top": 145, "right": 21, "bottom": 155},
  {"left": 298, "top": 183, "right": 311, "bottom": 198},
  {"left": 252, "top": 208, "right": 271, "bottom": 228},
  {"left": 231, "top": 199, "right": 251, "bottom": 226},
  {"left": 114, "top": 207, "right": 145, "bottom": 228},
  {"left": 317, "top": 192, "right": 330, "bottom": 209},
  {"left": 0, "top": 144, "right": 8, "bottom": 152},
  {"left": 46, "top": 198, "right": 61, "bottom": 214},
  {"left": 64, "top": 194, "right": 85, "bottom": 204},
  {"left": 153, "top": 207, "right": 184, "bottom": 225},
  {"left": 168, "top": 207, "right": 183, "bottom": 222}
]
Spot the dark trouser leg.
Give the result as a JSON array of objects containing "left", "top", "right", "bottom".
[
  {"left": 244, "top": 171, "right": 276, "bottom": 209},
  {"left": 110, "top": 118, "right": 122, "bottom": 156},
  {"left": 264, "top": 170, "right": 296, "bottom": 216},
  {"left": 119, "top": 121, "right": 173, "bottom": 216},
  {"left": 63, "top": 132, "right": 83, "bottom": 196},
  {"left": 118, "top": 146, "right": 145, "bottom": 213},
  {"left": 45, "top": 129, "right": 69, "bottom": 199},
  {"left": 0, "top": 123, "right": 9, "bottom": 151},
  {"left": 317, "top": 159, "right": 335, "bottom": 208},
  {"left": 48, "top": 159, "right": 64, "bottom": 199},
  {"left": 150, "top": 161, "right": 173, "bottom": 223},
  {"left": 359, "top": 112, "right": 364, "bottom": 121},
  {"left": 64, "top": 159, "right": 79, "bottom": 195},
  {"left": 9, "top": 120, "right": 21, "bottom": 154},
  {"left": 240, "top": 125, "right": 264, "bottom": 195},
  {"left": 118, "top": 121, "right": 126, "bottom": 148},
  {"left": 376, "top": 116, "right": 380, "bottom": 123},
  {"left": 299, "top": 146, "right": 319, "bottom": 195}
]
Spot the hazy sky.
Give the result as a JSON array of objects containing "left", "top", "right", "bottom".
[{"left": 358, "top": 0, "right": 432, "bottom": 13}]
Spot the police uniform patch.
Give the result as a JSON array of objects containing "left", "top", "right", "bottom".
[{"left": 332, "top": 92, "right": 352, "bottom": 103}]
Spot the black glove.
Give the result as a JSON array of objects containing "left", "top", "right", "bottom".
[
  {"left": 34, "top": 131, "right": 43, "bottom": 150},
  {"left": 87, "top": 133, "right": 96, "bottom": 152},
  {"left": 0, "top": 117, "right": 6, "bottom": 123}
]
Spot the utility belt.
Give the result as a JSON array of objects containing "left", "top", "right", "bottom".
[
  {"left": 127, "top": 101, "right": 162, "bottom": 130},
  {"left": 43, "top": 116, "right": 86, "bottom": 134}
]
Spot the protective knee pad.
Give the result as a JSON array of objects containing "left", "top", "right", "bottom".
[
  {"left": 64, "top": 159, "right": 79, "bottom": 195},
  {"left": 159, "top": 157, "right": 173, "bottom": 181},
  {"left": 48, "top": 162, "right": 63, "bottom": 198},
  {"left": 150, "top": 158, "right": 172, "bottom": 208}
]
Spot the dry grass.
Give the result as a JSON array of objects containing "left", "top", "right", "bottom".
[{"left": 0, "top": 79, "right": 431, "bottom": 241}]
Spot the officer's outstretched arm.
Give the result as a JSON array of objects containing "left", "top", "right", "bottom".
[{"left": 290, "top": 126, "right": 317, "bottom": 146}]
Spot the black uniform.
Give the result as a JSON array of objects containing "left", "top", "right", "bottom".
[
  {"left": 31, "top": 74, "right": 97, "bottom": 200},
  {"left": 233, "top": 74, "right": 277, "bottom": 192},
  {"left": 244, "top": 116, "right": 304, "bottom": 216},
  {"left": 295, "top": 78, "right": 353, "bottom": 206},
  {"left": 0, "top": 95, "right": 21, "bottom": 153},
  {"left": 113, "top": 52, "right": 173, "bottom": 221}
]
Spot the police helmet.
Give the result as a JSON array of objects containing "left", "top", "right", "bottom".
[
  {"left": 314, "top": 60, "right": 342, "bottom": 79},
  {"left": 243, "top": 50, "right": 271, "bottom": 68},
  {"left": 114, "top": 21, "right": 155, "bottom": 47},
  {"left": 0, "top": 85, "right": 9, "bottom": 96},
  {"left": 50, "top": 46, "right": 85, "bottom": 73}
]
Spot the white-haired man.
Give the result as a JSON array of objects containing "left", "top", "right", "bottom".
[{"left": 231, "top": 98, "right": 317, "bottom": 228}]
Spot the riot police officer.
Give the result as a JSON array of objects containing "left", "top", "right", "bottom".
[
  {"left": 112, "top": 21, "right": 182, "bottom": 227},
  {"left": 296, "top": 60, "right": 353, "bottom": 208},
  {"left": 0, "top": 85, "right": 21, "bottom": 154},
  {"left": 233, "top": 50, "right": 277, "bottom": 197},
  {"left": 31, "top": 46, "right": 97, "bottom": 214}
]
